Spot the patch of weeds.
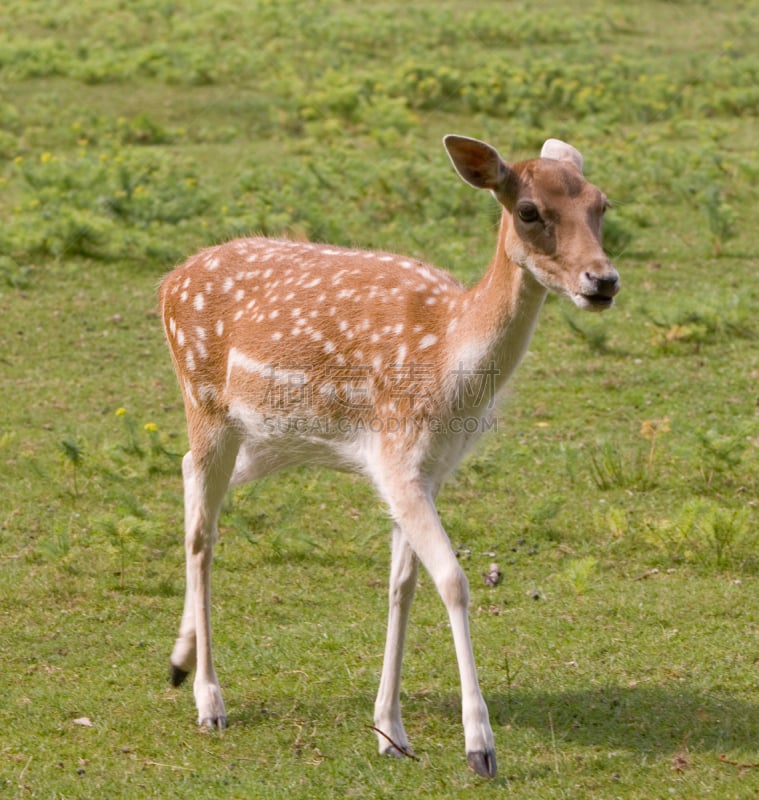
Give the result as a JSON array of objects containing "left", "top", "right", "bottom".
[
  {"left": 110, "top": 408, "right": 179, "bottom": 474},
  {"left": 642, "top": 500, "right": 756, "bottom": 571},
  {"left": 701, "top": 184, "right": 737, "bottom": 256},
  {"left": 649, "top": 305, "right": 755, "bottom": 353},
  {"left": 39, "top": 520, "right": 72, "bottom": 564},
  {"left": 698, "top": 504, "right": 754, "bottom": 571},
  {"left": 0, "top": 255, "right": 32, "bottom": 289},
  {"left": 591, "top": 504, "right": 632, "bottom": 551},
  {"left": 97, "top": 513, "right": 151, "bottom": 589},
  {"left": 696, "top": 428, "right": 750, "bottom": 488},
  {"left": 524, "top": 496, "right": 564, "bottom": 543},
  {"left": 557, "top": 556, "right": 599, "bottom": 595},
  {"left": 589, "top": 434, "right": 660, "bottom": 492},
  {"left": 59, "top": 438, "right": 84, "bottom": 498},
  {"left": 7, "top": 149, "right": 213, "bottom": 266},
  {"left": 113, "top": 407, "right": 144, "bottom": 458}
]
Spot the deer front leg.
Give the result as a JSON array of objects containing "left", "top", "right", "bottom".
[
  {"left": 170, "top": 438, "right": 238, "bottom": 729},
  {"left": 381, "top": 477, "right": 496, "bottom": 778},
  {"left": 374, "top": 525, "right": 419, "bottom": 757}
]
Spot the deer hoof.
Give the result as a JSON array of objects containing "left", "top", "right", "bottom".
[
  {"left": 467, "top": 749, "right": 497, "bottom": 778},
  {"left": 199, "top": 715, "right": 226, "bottom": 730},
  {"left": 169, "top": 664, "right": 190, "bottom": 687}
]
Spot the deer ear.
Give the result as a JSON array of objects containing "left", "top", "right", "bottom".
[
  {"left": 540, "top": 139, "right": 584, "bottom": 173},
  {"left": 443, "top": 135, "right": 513, "bottom": 192}
]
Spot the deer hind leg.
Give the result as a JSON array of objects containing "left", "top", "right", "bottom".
[
  {"left": 374, "top": 524, "right": 419, "bottom": 757},
  {"left": 169, "top": 424, "right": 240, "bottom": 729},
  {"left": 377, "top": 473, "right": 496, "bottom": 778}
]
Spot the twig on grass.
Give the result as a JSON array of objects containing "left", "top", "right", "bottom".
[
  {"left": 633, "top": 568, "right": 660, "bottom": 581},
  {"left": 718, "top": 753, "right": 759, "bottom": 770},
  {"left": 18, "top": 755, "right": 33, "bottom": 783},
  {"left": 144, "top": 760, "right": 195, "bottom": 771},
  {"left": 367, "top": 726, "right": 420, "bottom": 761},
  {"left": 548, "top": 711, "right": 560, "bottom": 774}
]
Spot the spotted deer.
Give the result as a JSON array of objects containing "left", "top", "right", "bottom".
[{"left": 159, "top": 135, "right": 619, "bottom": 777}]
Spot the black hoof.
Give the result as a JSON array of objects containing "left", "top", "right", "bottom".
[
  {"left": 467, "top": 749, "right": 497, "bottom": 778},
  {"left": 170, "top": 664, "right": 189, "bottom": 687}
]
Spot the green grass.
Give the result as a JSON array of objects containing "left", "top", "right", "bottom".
[{"left": 1, "top": 1, "right": 758, "bottom": 797}]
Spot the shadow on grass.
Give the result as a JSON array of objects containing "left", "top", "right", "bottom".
[
  {"left": 227, "top": 683, "right": 758, "bottom": 757},
  {"left": 491, "top": 685, "right": 759, "bottom": 754}
]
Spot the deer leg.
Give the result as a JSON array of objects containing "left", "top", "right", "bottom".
[
  {"left": 374, "top": 524, "right": 419, "bottom": 757},
  {"left": 170, "top": 452, "right": 201, "bottom": 686},
  {"left": 380, "top": 476, "right": 496, "bottom": 778},
  {"left": 170, "top": 430, "right": 240, "bottom": 729}
]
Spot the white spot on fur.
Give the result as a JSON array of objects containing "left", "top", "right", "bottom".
[
  {"left": 194, "top": 293, "right": 205, "bottom": 311},
  {"left": 198, "top": 383, "right": 217, "bottom": 404},
  {"left": 216, "top": 319, "right": 224, "bottom": 337},
  {"left": 418, "top": 333, "right": 438, "bottom": 350},
  {"left": 184, "top": 378, "right": 198, "bottom": 408}
]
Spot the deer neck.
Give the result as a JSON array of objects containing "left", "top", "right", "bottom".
[{"left": 450, "top": 211, "right": 547, "bottom": 389}]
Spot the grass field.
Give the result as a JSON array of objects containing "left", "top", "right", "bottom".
[{"left": 1, "top": 1, "right": 758, "bottom": 797}]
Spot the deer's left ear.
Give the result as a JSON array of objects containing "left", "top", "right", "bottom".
[
  {"left": 540, "top": 139, "right": 584, "bottom": 173},
  {"left": 444, "top": 135, "right": 514, "bottom": 193}
]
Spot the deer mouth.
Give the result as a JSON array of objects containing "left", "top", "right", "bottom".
[
  {"left": 584, "top": 293, "right": 615, "bottom": 309},
  {"left": 572, "top": 291, "right": 616, "bottom": 311}
]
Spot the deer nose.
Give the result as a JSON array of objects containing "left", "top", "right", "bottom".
[{"left": 584, "top": 269, "right": 620, "bottom": 298}]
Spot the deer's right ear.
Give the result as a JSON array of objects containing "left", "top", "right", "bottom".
[{"left": 443, "top": 135, "right": 513, "bottom": 193}]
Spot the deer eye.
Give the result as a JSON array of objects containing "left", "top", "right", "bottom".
[{"left": 517, "top": 203, "right": 541, "bottom": 224}]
